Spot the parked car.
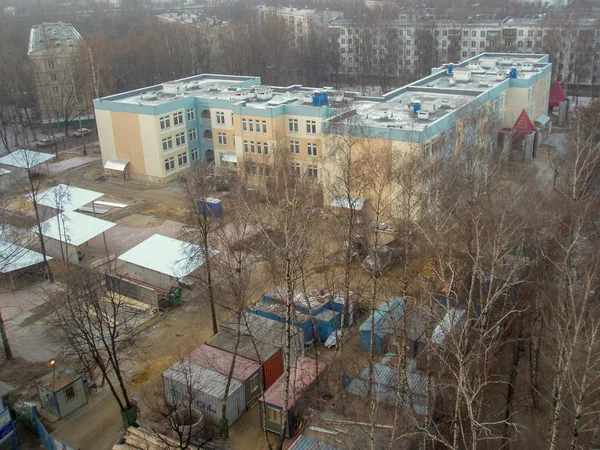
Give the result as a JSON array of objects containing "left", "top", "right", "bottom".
[
  {"left": 35, "top": 137, "right": 55, "bottom": 147},
  {"left": 72, "top": 128, "right": 91, "bottom": 137}
]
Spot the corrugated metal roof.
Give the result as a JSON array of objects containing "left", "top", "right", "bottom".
[
  {"left": 118, "top": 234, "right": 218, "bottom": 278},
  {"left": 104, "top": 159, "right": 129, "bottom": 171},
  {"left": 359, "top": 297, "right": 405, "bottom": 336},
  {"left": 207, "top": 329, "right": 280, "bottom": 363},
  {"left": 39, "top": 211, "right": 116, "bottom": 246},
  {"left": 222, "top": 311, "right": 305, "bottom": 351},
  {"left": 346, "top": 362, "right": 433, "bottom": 416},
  {"left": 287, "top": 434, "right": 341, "bottom": 450},
  {"left": 261, "top": 356, "right": 326, "bottom": 409},
  {"left": 37, "top": 184, "right": 103, "bottom": 212},
  {"left": 188, "top": 344, "right": 260, "bottom": 382},
  {"left": 163, "top": 360, "right": 242, "bottom": 399}
]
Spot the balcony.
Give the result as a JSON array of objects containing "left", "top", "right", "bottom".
[{"left": 202, "top": 130, "right": 213, "bottom": 146}]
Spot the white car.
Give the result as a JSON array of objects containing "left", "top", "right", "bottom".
[{"left": 72, "top": 128, "right": 92, "bottom": 137}]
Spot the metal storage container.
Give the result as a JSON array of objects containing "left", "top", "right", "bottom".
[
  {"left": 263, "top": 286, "right": 328, "bottom": 315},
  {"left": 162, "top": 361, "right": 245, "bottom": 426},
  {"left": 206, "top": 329, "right": 284, "bottom": 390},
  {"left": 188, "top": 344, "right": 261, "bottom": 408},
  {"left": 315, "top": 309, "right": 341, "bottom": 342},
  {"left": 359, "top": 297, "right": 405, "bottom": 355},
  {"left": 220, "top": 311, "right": 304, "bottom": 367},
  {"left": 249, "top": 302, "right": 315, "bottom": 344}
]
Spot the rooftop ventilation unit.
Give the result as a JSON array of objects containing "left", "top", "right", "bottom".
[
  {"left": 519, "top": 62, "right": 535, "bottom": 71},
  {"left": 303, "top": 93, "right": 313, "bottom": 103},
  {"left": 449, "top": 79, "right": 456, "bottom": 86},
  {"left": 255, "top": 86, "right": 273, "bottom": 100},
  {"left": 479, "top": 58, "right": 497, "bottom": 69},
  {"left": 422, "top": 99, "right": 441, "bottom": 112},
  {"left": 453, "top": 70, "right": 472, "bottom": 82},
  {"left": 162, "top": 82, "right": 183, "bottom": 95},
  {"left": 479, "top": 80, "right": 489, "bottom": 87},
  {"left": 496, "top": 72, "right": 506, "bottom": 81},
  {"left": 417, "top": 111, "right": 430, "bottom": 120},
  {"left": 208, "top": 83, "right": 219, "bottom": 91}
]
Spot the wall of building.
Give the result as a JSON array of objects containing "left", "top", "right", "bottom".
[
  {"left": 118, "top": 261, "right": 175, "bottom": 290},
  {"left": 44, "top": 238, "right": 80, "bottom": 265}
]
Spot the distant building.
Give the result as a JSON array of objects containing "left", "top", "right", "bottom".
[
  {"left": 28, "top": 23, "right": 95, "bottom": 128},
  {"left": 256, "top": 6, "right": 342, "bottom": 44}
]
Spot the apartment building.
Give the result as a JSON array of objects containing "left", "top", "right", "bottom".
[
  {"left": 94, "top": 53, "right": 551, "bottom": 210},
  {"left": 328, "top": 15, "right": 599, "bottom": 92},
  {"left": 28, "top": 23, "right": 95, "bottom": 127},
  {"left": 256, "top": 6, "right": 342, "bottom": 44}
]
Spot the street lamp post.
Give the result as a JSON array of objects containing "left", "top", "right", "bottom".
[{"left": 49, "top": 359, "right": 56, "bottom": 391}]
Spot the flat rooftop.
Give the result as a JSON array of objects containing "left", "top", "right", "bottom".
[
  {"left": 39, "top": 211, "right": 116, "bottom": 246},
  {"left": 37, "top": 184, "right": 103, "bottom": 212},
  {"left": 0, "top": 149, "right": 55, "bottom": 169},
  {"left": 117, "top": 234, "right": 218, "bottom": 279},
  {"left": 0, "top": 241, "right": 52, "bottom": 273},
  {"left": 28, "top": 22, "right": 81, "bottom": 55}
]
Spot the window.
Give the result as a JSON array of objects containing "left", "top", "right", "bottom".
[
  {"left": 264, "top": 142, "right": 269, "bottom": 155},
  {"left": 160, "top": 116, "right": 171, "bottom": 130},
  {"left": 186, "top": 108, "right": 195, "bottom": 121},
  {"left": 164, "top": 157, "right": 175, "bottom": 172},
  {"left": 480, "top": 41, "right": 485, "bottom": 48},
  {"left": 243, "top": 140, "right": 248, "bottom": 153},
  {"left": 537, "top": 30, "right": 542, "bottom": 37},
  {"left": 288, "top": 119, "right": 298, "bottom": 133},
  {"left": 250, "top": 141, "right": 255, "bottom": 154},
  {"left": 262, "top": 120, "right": 267, "bottom": 133},
  {"left": 242, "top": 119, "right": 247, "bottom": 131},
  {"left": 189, "top": 128, "right": 197, "bottom": 141},
  {"left": 47, "top": 60, "right": 55, "bottom": 69},
  {"left": 257, "top": 142, "right": 262, "bottom": 154},
  {"left": 406, "top": 40, "right": 411, "bottom": 46},
  {"left": 443, "top": 30, "right": 447, "bottom": 36},
  {"left": 162, "top": 136, "right": 173, "bottom": 151},
  {"left": 480, "top": 31, "right": 485, "bottom": 37},
  {"left": 290, "top": 141, "right": 299, "bottom": 154},
  {"left": 50, "top": 73, "right": 57, "bottom": 81},
  {"left": 249, "top": 120, "right": 254, "bottom": 132},
  {"left": 218, "top": 132, "right": 227, "bottom": 145},
  {"left": 307, "top": 143, "right": 317, "bottom": 156},
  {"left": 463, "top": 30, "right": 468, "bottom": 36},
  {"left": 472, "top": 30, "right": 477, "bottom": 37},
  {"left": 341, "top": 38, "right": 346, "bottom": 44},
  {"left": 65, "top": 386, "right": 76, "bottom": 402},
  {"left": 306, "top": 120, "right": 316, "bottom": 134},
  {"left": 216, "top": 111, "right": 225, "bottom": 124},
  {"left": 307, "top": 165, "right": 318, "bottom": 178},
  {"left": 52, "top": 86, "right": 59, "bottom": 95},
  {"left": 290, "top": 162, "right": 301, "bottom": 175},
  {"left": 173, "top": 111, "right": 183, "bottom": 126},
  {"left": 471, "top": 41, "right": 476, "bottom": 47},
  {"left": 471, "top": 51, "right": 476, "bottom": 57},
  {"left": 177, "top": 152, "right": 188, "bottom": 167},
  {"left": 518, "top": 30, "right": 524, "bottom": 37},
  {"left": 255, "top": 120, "right": 260, "bottom": 132},
  {"left": 528, "top": 30, "right": 534, "bottom": 37},
  {"left": 462, "top": 51, "right": 467, "bottom": 57},
  {"left": 406, "top": 50, "right": 411, "bottom": 56},
  {"left": 462, "top": 41, "right": 467, "bottom": 47},
  {"left": 191, "top": 147, "right": 199, "bottom": 161},
  {"left": 175, "top": 132, "right": 186, "bottom": 146}
]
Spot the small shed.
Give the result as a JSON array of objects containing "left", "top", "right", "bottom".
[
  {"left": 206, "top": 330, "right": 283, "bottom": 390},
  {"left": 37, "top": 371, "right": 88, "bottom": 420},
  {"left": 249, "top": 301, "right": 315, "bottom": 344},
  {"left": 259, "top": 356, "right": 327, "bottom": 438},
  {"left": 220, "top": 311, "right": 304, "bottom": 365},
  {"left": 314, "top": 309, "right": 341, "bottom": 342},
  {"left": 38, "top": 211, "right": 115, "bottom": 264},
  {"left": 188, "top": 344, "right": 261, "bottom": 408},
  {"left": 104, "top": 159, "right": 130, "bottom": 180},
  {"left": 36, "top": 184, "right": 104, "bottom": 218},
  {"left": 359, "top": 297, "right": 405, "bottom": 355},
  {"left": 117, "top": 234, "right": 218, "bottom": 289},
  {"left": 162, "top": 360, "right": 245, "bottom": 426}
]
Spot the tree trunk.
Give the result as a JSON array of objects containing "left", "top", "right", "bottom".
[{"left": 0, "top": 311, "right": 12, "bottom": 361}]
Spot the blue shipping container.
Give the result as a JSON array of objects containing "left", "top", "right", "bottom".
[
  {"left": 359, "top": 297, "right": 405, "bottom": 355},
  {"left": 249, "top": 302, "right": 315, "bottom": 344},
  {"left": 315, "top": 309, "right": 341, "bottom": 341},
  {"left": 312, "top": 93, "right": 328, "bottom": 107},
  {"left": 198, "top": 197, "right": 222, "bottom": 217}
]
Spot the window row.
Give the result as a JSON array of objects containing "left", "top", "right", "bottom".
[
  {"left": 162, "top": 131, "right": 187, "bottom": 151},
  {"left": 289, "top": 141, "right": 318, "bottom": 156},
  {"left": 290, "top": 162, "right": 318, "bottom": 178},
  {"left": 164, "top": 152, "right": 188, "bottom": 172},
  {"left": 242, "top": 119, "right": 268, "bottom": 133},
  {"left": 243, "top": 140, "right": 269, "bottom": 155},
  {"left": 288, "top": 119, "right": 317, "bottom": 134},
  {"left": 245, "top": 164, "right": 271, "bottom": 177},
  {"left": 160, "top": 110, "right": 186, "bottom": 130}
]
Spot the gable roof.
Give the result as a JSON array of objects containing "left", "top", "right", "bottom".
[
  {"left": 511, "top": 109, "right": 535, "bottom": 134},
  {"left": 549, "top": 82, "right": 566, "bottom": 102}
]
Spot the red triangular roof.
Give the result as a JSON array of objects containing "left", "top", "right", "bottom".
[
  {"left": 512, "top": 109, "right": 535, "bottom": 134},
  {"left": 549, "top": 82, "right": 566, "bottom": 102}
]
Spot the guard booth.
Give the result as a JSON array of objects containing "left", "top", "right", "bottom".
[
  {"left": 548, "top": 82, "right": 569, "bottom": 127},
  {"left": 498, "top": 109, "right": 539, "bottom": 163}
]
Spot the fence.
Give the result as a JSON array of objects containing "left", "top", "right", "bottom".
[{"left": 32, "top": 408, "right": 76, "bottom": 450}]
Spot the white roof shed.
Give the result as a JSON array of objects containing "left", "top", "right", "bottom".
[
  {"left": 39, "top": 211, "right": 116, "bottom": 246},
  {"left": 0, "top": 241, "right": 52, "bottom": 273},
  {"left": 0, "top": 149, "right": 54, "bottom": 169},
  {"left": 117, "top": 234, "right": 218, "bottom": 279},
  {"left": 36, "top": 184, "right": 104, "bottom": 212}
]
